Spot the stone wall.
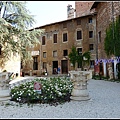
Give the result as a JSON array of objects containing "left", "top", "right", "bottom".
[
  {"left": 23, "top": 14, "right": 96, "bottom": 75},
  {"left": 0, "top": 53, "right": 20, "bottom": 77}
]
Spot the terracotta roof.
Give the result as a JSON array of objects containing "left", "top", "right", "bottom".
[{"left": 29, "top": 13, "right": 96, "bottom": 31}]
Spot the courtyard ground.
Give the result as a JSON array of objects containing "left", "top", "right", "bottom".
[{"left": 0, "top": 76, "right": 120, "bottom": 118}]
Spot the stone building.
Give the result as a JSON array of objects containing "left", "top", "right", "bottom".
[
  {"left": 23, "top": 13, "right": 97, "bottom": 76},
  {"left": 90, "top": 1, "right": 120, "bottom": 59},
  {"left": 22, "top": 1, "right": 120, "bottom": 78},
  {"left": 90, "top": 1, "right": 120, "bottom": 78}
]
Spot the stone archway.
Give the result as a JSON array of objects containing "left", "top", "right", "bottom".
[{"left": 116, "top": 62, "right": 120, "bottom": 79}]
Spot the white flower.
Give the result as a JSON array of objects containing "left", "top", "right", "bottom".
[
  {"left": 44, "top": 97, "right": 47, "bottom": 99},
  {"left": 55, "top": 85, "right": 58, "bottom": 90},
  {"left": 58, "top": 92, "right": 62, "bottom": 96}
]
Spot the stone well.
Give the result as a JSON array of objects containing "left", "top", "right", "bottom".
[{"left": 69, "top": 70, "right": 92, "bottom": 101}]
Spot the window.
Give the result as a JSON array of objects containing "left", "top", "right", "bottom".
[
  {"left": 63, "top": 50, "right": 68, "bottom": 56},
  {"left": 33, "top": 57, "right": 38, "bottom": 70},
  {"left": 53, "top": 50, "right": 57, "bottom": 57},
  {"left": 53, "top": 34, "right": 57, "bottom": 43},
  {"left": 77, "top": 30, "right": 82, "bottom": 40},
  {"left": 89, "top": 31, "right": 93, "bottom": 38},
  {"left": 0, "top": 45, "right": 2, "bottom": 55},
  {"left": 89, "top": 44, "right": 94, "bottom": 51},
  {"left": 98, "top": 31, "right": 101, "bottom": 43},
  {"left": 42, "top": 36, "right": 45, "bottom": 45},
  {"left": 77, "top": 19, "right": 81, "bottom": 25},
  {"left": 90, "top": 60, "right": 94, "bottom": 68},
  {"left": 77, "top": 48, "right": 82, "bottom": 55},
  {"left": 63, "top": 33, "right": 67, "bottom": 42},
  {"left": 89, "top": 17, "right": 92, "bottom": 23},
  {"left": 43, "top": 62, "right": 47, "bottom": 69},
  {"left": 43, "top": 52, "right": 46, "bottom": 58},
  {"left": 119, "top": 15, "right": 120, "bottom": 23},
  {"left": 29, "top": 45, "right": 34, "bottom": 48},
  {"left": 63, "top": 23, "right": 67, "bottom": 28}
]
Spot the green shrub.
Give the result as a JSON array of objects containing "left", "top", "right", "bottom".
[
  {"left": 92, "top": 74, "right": 120, "bottom": 83},
  {"left": 92, "top": 74, "right": 109, "bottom": 80},
  {"left": 10, "top": 77, "right": 73, "bottom": 106}
]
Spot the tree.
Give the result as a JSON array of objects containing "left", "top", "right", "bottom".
[
  {"left": 104, "top": 16, "right": 120, "bottom": 79},
  {"left": 104, "top": 17, "right": 120, "bottom": 57},
  {"left": 68, "top": 46, "right": 78, "bottom": 69},
  {"left": 0, "top": 1, "right": 44, "bottom": 67},
  {"left": 68, "top": 46, "right": 91, "bottom": 70},
  {"left": 77, "top": 51, "right": 91, "bottom": 70}
]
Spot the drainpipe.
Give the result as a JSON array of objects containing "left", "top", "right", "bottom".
[{"left": 112, "top": 1, "right": 117, "bottom": 79}]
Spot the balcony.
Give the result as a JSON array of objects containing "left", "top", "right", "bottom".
[{"left": 31, "top": 51, "right": 39, "bottom": 56}]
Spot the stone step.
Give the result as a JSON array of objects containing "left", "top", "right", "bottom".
[
  {"left": 0, "top": 89, "right": 10, "bottom": 97},
  {"left": 0, "top": 96, "right": 11, "bottom": 101}
]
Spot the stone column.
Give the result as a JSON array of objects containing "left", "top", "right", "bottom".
[
  {"left": 70, "top": 71, "right": 91, "bottom": 101},
  {"left": 114, "top": 59, "right": 118, "bottom": 79},
  {"left": 108, "top": 64, "right": 114, "bottom": 80},
  {"left": 103, "top": 62, "right": 107, "bottom": 77},
  {"left": 0, "top": 72, "right": 11, "bottom": 101}
]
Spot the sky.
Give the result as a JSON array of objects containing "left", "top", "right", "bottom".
[{"left": 25, "top": 1, "right": 75, "bottom": 29}]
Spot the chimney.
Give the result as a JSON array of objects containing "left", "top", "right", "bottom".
[{"left": 67, "top": 4, "right": 75, "bottom": 19}]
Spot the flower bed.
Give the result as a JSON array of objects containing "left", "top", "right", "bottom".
[{"left": 10, "top": 77, "right": 73, "bottom": 106}]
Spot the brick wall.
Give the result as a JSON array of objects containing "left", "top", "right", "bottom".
[
  {"left": 75, "top": 1, "right": 94, "bottom": 17},
  {"left": 95, "top": 2, "right": 120, "bottom": 59}
]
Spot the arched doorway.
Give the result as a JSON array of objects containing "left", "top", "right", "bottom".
[{"left": 116, "top": 62, "right": 120, "bottom": 79}]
